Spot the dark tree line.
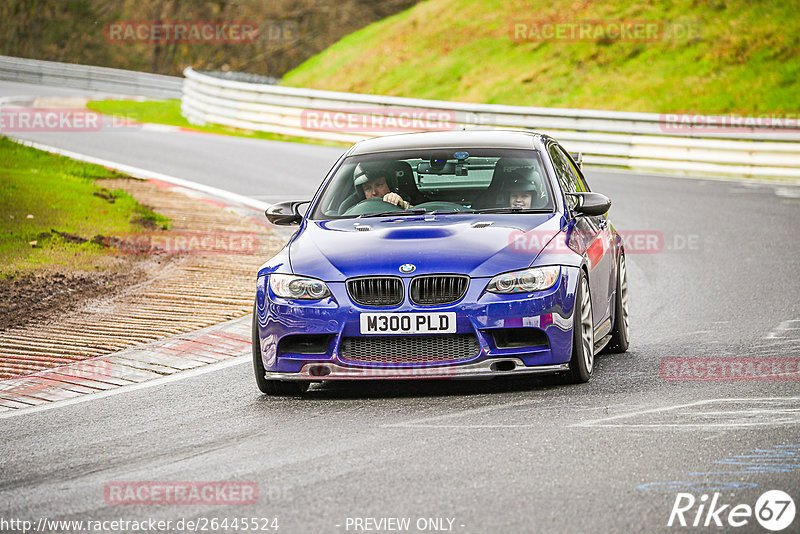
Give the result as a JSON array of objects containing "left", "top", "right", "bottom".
[{"left": 1, "top": 0, "right": 419, "bottom": 77}]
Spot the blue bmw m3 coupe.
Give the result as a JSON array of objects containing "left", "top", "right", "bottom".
[{"left": 253, "top": 130, "right": 629, "bottom": 395}]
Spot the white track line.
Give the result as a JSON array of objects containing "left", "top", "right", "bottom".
[
  {"left": 383, "top": 399, "right": 540, "bottom": 428},
  {"left": 573, "top": 397, "right": 800, "bottom": 429},
  {"left": 4, "top": 136, "right": 271, "bottom": 212},
  {"left": 0, "top": 95, "right": 268, "bottom": 210},
  {"left": 0, "top": 356, "right": 249, "bottom": 420}
]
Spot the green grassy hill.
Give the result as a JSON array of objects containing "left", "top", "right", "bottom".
[{"left": 282, "top": 0, "right": 800, "bottom": 113}]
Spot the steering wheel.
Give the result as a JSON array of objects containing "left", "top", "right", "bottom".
[{"left": 342, "top": 197, "right": 404, "bottom": 216}]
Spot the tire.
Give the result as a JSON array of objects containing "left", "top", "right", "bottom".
[
  {"left": 605, "top": 254, "right": 630, "bottom": 354},
  {"left": 567, "top": 271, "right": 594, "bottom": 383},
  {"left": 252, "top": 302, "right": 309, "bottom": 396}
]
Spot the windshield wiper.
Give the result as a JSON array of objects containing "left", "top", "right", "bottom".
[
  {"left": 429, "top": 209, "right": 476, "bottom": 215},
  {"left": 472, "top": 207, "right": 553, "bottom": 214},
  {"left": 358, "top": 208, "right": 428, "bottom": 218}
]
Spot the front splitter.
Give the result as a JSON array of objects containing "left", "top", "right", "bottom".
[{"left": 264, "top": 358, "right": 570, "bottom": 381}]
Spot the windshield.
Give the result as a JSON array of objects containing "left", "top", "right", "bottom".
[{"left": 309, "top": 148, "right": 554, "bottom": 219}]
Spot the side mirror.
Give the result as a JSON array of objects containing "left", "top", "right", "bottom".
[
  {"left": 265, "top": 200, "right": 309, "bottom": 226},
  {"left": 567, "top": 192, "right": 611, "bottom": 217},
  {"left": 569, "top": 152, "right": 583, "bottom": 170}
]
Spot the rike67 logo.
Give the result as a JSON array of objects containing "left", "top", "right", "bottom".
[{"left": 668, "top": 490, "right": 795, "bottom": 531}]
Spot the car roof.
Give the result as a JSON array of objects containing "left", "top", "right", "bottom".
[{"left": 348, "top": 130, "right": 547, "bottom": 155}]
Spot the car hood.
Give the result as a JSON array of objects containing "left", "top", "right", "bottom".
[{"left": 287, "top": 213, "right": 563, "bottom": 280}]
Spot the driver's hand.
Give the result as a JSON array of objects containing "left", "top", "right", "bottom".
[{"left": 383, "top": 192, "right": 408, "bottom": 208}]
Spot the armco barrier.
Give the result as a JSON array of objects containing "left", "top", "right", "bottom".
[
  {"left": 0, "top": 55, "right": 182, "bottom": 99},
  {"left": 1, "top": 56, "right": 796, "bottom": 180},
  {"left": 182, "top": 67, "right": 800, "bottom": 180}
]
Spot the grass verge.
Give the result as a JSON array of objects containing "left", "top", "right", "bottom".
[
  {"left": 85, "top": 99, "right": 349, "bottom": 147},
  {"left": 281, "top": 0, "right": 800, "bottom": 114},
  {"left": 0, "top": 136, "right": 170, "bottom": 277}
]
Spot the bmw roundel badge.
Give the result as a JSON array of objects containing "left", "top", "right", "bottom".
[{"left": 399, "top": 263, "right": 416, "bottom": 274}]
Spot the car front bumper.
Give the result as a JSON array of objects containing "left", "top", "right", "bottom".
[{"left": 255, "top": 266, "right": 580, "bottom": 380}]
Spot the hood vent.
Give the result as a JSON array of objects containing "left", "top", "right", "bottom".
[{"left": 471, "top": 221, "right": 493, "bottom": 228}]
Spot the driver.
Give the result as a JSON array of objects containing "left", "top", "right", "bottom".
[{"left": 353, "top": 162, "right": 411, "bottom": 209}]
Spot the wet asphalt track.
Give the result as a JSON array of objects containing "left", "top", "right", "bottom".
[{"left": 1, "top": 80, "right": 799, "bottom": 533}]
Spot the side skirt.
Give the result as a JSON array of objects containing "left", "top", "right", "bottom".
[{"left": 593, "top": 333, "right": 612, "bottom": 355}]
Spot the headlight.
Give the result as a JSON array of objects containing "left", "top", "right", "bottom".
[
  {"left": 269, "top": 274, "right": 331, "bottom": 300},
  {"left": 486, "top": 266, "right": 560, "bottom": 294}
]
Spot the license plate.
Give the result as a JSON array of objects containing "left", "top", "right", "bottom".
[{"left": 359, "top": 312, "right": 457, "bottom": 335}]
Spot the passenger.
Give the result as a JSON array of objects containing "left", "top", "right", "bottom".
[
  {"left": 353, "top": 163, "right": 411, "bottom": 208},
  {"left": 509, "top": 188, "right": 533, "bottom": 209},
  {"left": 501, "top": 171, "right": 540, "bottom": 209}
]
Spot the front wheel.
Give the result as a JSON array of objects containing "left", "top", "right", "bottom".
[
  {"left": 252, "top": 302, "right": 309, "bottom": 396},
  {"left": 605, "top": 254, "right": 630, "bottom": 353},
  {"left": 567, "top": 272, "right": 594, "bottom": 383}
]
